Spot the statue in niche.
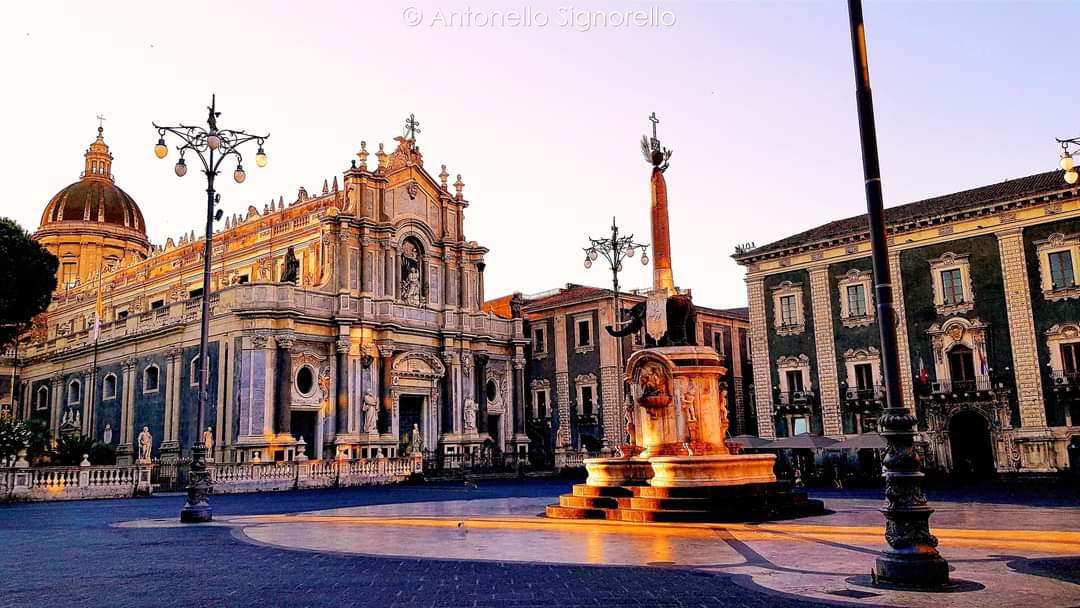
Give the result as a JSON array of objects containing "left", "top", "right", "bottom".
[
  {"left": 137, "top": 426, "right": 153, "bottom": 463},
  {"left": 280, "top": 246, "right": 300, "bottom": 284},
  {"left": 463, "top": 398, "right": 478, "bottom": 432},
  {"left": 680, "top": 380, "right": 699, "bottom": 444},
  {"left": 362, "top": 391, "right": 379, "bottom": 434},
  {"left": 102, "top": 424, "right": 113, "bottom": 444},
  {"left": 400, "top": 240, "right": 423, "bottom": 306},
  {"left": 410, "top": 423, "right": 424, "bottom": 454}
]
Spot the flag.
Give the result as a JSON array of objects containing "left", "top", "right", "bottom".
[
  {"left": 92, "top": 284, "right": 103, "bottom": 342},
  {"left": 978, "top": 348, "right": 987, "bottom": 376},
  {"left": 917, "top": 356, "right": 928, "bottom": 385}
]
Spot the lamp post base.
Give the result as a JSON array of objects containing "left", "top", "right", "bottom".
[
  {"left": 875, "top": 551, "right": 951, "bottom": 589},
  {"left": 180, "top": 446, "right": 213, "bottom": 523}
]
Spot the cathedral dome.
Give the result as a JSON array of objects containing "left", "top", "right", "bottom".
[{"left": 34, "top": 125, "right": 151, "bottom": 289}]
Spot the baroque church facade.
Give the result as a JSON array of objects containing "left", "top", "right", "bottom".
[
  {"left": 4, "top": 126, "right": 528, "bottom": 464},
  {"left": 734, "top": 170, "right": 1080, "bottom": 477}
]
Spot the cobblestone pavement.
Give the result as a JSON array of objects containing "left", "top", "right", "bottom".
[{"left": 1, "top": 479, "right": 827, "bottom": 608}]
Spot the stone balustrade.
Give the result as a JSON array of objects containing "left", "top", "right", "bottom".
[
  {"left": 1, "top": 455, "right": 152, "bottom": 502},
  {"left": 210, "top": 455, "right": 421, "bottom": 495}
]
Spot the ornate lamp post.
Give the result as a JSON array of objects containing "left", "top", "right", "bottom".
[
  {"left": 1056, "top": 137, "right": 1080, "bottom": 184},
  {"left": 584, "top": 218, "right": 648, "bottom": 448},
  {"left": 153, "top": 95, "right": 268, "bottom": 523},
  {"left": 847, "top": 0, "right": 950, "bottom": 587}
]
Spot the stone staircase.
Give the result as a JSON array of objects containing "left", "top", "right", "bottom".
[{"left": 545, "top": 481, "right": 825, "bottom": 523}]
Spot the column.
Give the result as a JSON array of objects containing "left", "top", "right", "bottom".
[
  {"left": 476, "top": 262, "right": 486, "bottom": 307},
  {"left": 117, "top": 359, "right": 136, "bottom": 461},
  {"left": 809, "top": 266, "right": 843, "bottom": 437},
  {"left": 475, "top": 353, "right": 488, "bottom": 434},
  {"left": 597, "top": 300, "right": 622, "bottom": 447},
  {"left": 82, "top": 369, "right": 93, "bottom": 436},
  {"left": 997, "top": 229, "right": 1048, "bottom": 428},
  {"left": 384, "top": 245, "right": 396, "bottom": 300},
  {"left": 378, "top": 342, "right": 395, "bottom": 435},
  {"left": 441, "top": 351, "right": 459, "bottom": 434},
  {"left": 459, "top": 263, "right": 469, "bottom": 311},
  {"left": 50, "top": 376, "right": 62, "bottom": 433},
  {"left": 443, "top": 256, "right": 456, "bottom": 309},
  {"left": 889, "top": 251, "right": 916, "bottom": 412},
  {"left": 746, "top": 278, "right": 776, "bottom": 438},
  {"left": 162, "top": 348, "right": 180, "bottom": 448},
  {"left": 335, "top": 333, "right": 350, "bottom": 439},
  {"left": 275, "top": 333, "right": 295, "bottom": 437},
  {"left": 512, "top": 353, "right": 526, "bottom": 437}
]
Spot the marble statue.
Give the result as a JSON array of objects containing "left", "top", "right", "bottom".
[
  {"left": 280, "top": 246, "right": 300, "bottom": 284},
  {"left": 410, "top": 423, "right": 424, "bottom": 454},
  {"left": 203, "top": 426, "right": 214, "bottom": 454},
  {"left": 73, "top": 410, "right": 81, "bottom": 427},
  {"left": 401, "top": 267, "right": 421, "bottom": 306},
  {"left": 362, "top": 391, "right": 379, "bottom": 434},
  {"left": 102, "top": 424, "right": 113, "bottom": 444},
  {"left": 137, "top": 426, "right": 153, "bottom": 462},
  {"left": 463, "top": 398, "right": 478, "bottom": 432}
]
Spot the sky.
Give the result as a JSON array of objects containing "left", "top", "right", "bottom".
[{"left": 2, "top": 0, "right": 1078, "bottom": 309}]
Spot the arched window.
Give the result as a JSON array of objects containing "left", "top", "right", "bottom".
[
  {"left": 68, "top": 380, "right": 81, "bottom": 404},
  {"left": 102, "top": 373, "right": 117, "bottom": 400},
  {"left": 190, "top": 356, "right": 203, "bottom": 387},
  {"left": 36, "top": 386, "right": 49, "bottom": 410},
  {"left": 143, "top": 365, "right": 160, "bottom": 393}
]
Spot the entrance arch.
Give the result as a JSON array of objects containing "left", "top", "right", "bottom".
[{"left": 948, "top": 410, "right": 994, "bottom": 479}]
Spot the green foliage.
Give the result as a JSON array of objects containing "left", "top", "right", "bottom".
[
  {"left": 22, "top": 418, "right": 54, "bottom": 465},
  {"left": 54, "top": 433, "right": 115, "bottom": 466},
  {"left": 0, "top": 217, "right": 58, "bottom": 346},
  {"left": 0, "top": 415, "right": 31, "bottom": 460}
]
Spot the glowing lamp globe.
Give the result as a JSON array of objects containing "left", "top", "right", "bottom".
[
  {"left": 1062, "top": 153, "right": 1075, "bottom": 172},
  {"left": 584, "top": 259, "right": 592, "bottom": 269},
  {"left": 174, "top": 158, "right": 188, "bottom": 177},
  {"left": 641, "top": 254, "right": 649, "bottom": 265},
  {"left": 154, "top": 138, "right": 168, "bottom": 159},
  {"left": 233, "top": 165, "right": 246, "bottom": 184},
  {"left": 207, "top": 133, "right": 221, "bottom": 150},
  {"left": 1066, "top": 169, "right": 1079, "bottom": 185},
  {"left": 255, "top": 147, "right": 268, "bottom": 168}
]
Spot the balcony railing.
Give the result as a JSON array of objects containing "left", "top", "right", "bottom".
[
  {"left": 842, "top": 384, "right": 884, "bottom": 402},
  {"left": 1050, "top": 370, "right": 1080, "bottom": 390},
  {"left": 930, "top": 377, "right": 993, "bottom": 396},
  {"left": 774, "top": 390, "right": 817, "bottom": 411}
]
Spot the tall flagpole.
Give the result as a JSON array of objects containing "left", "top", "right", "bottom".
[{"left": 846, "top": 0, "right": 950, "bottom": 588}]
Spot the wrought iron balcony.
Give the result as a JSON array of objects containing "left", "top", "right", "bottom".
[
  {"left": 928, "top": 377, "right": 995, "bottom": 400},
  {"left": 574, "top": 413, "right": 600, "bottom": 426},
  {"left": 773, "top": 390, "right": 817, "bottom": 412},
  {"left": 842, "top": 384, "right": 884, "bottom": 412},
  {"left": 1049, "top": 369, "right": 1080, "bottom": 391}
]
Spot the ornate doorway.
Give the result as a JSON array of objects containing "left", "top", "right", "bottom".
[
  {"left": 398, "top": 395, "right": 424, "bottom": 453},
  {"left": 948, "top": 410, "right": 994, "bottom": 479}
]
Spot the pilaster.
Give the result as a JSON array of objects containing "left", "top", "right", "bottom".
[
  {"left": 809, "top": 266, "right": 843, "bottom": 437},
  {"left": 997, "top": 228, "right": 1048, "bottom": 428},
  {"left": 746, "top": 278, "right": 776, "bottom": 438},
  {"left": 888, "top": 252, "right": 916, "bottom": 411},
  {"left": 553, "top": 314, "right": 571, "bottom": 448}
]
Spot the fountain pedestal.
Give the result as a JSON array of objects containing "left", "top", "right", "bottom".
[{"left": 547, "top": 347, "right": 822, "bottom": 522}]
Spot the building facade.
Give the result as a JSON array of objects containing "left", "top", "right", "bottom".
[
  {"left": 734, "top": 170, "right": 1080, "bottom": 476},
  {"left": 4, "top": 126, "right": 529, "bottom": 465},
  {"left": 486, "top": 285, "right": 752, "bottom": 466}
]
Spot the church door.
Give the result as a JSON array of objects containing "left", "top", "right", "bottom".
[
  {"left": 398, "top": 395, "right": 424, "bottom": 454},
  {"left": 948, "top": 410, "right": 994, "bottom": 479}
]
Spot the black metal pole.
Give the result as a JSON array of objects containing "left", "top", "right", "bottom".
[
  {"left": 180, "top": 162, "right": 215, "bottom": 523},
  {"left": 846, "top": 0, "right": 949, "bottom": 587}
]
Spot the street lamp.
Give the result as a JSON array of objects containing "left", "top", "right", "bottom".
[
  {"left": 584, "top": 217, "right": 648, "bottom": 449},
  {"left": 1056, "top": 138, "right": 1080, "bottom": 184},
  {"left": 153, "top": 95, "right": 268, "bottom": 523}
]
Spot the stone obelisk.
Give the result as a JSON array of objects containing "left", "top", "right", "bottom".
[{"left": 645, "top": 113, "right": 675, "bottom": 294}]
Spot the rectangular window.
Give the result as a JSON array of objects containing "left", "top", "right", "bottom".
[
  {"left": 847, "top": 284, "right": 867, "bottom": 317},
  {"left": 786, "top": 370, "right": 804, "bottom": 392},
  {"left": 581, "top": 386, "right": 594, "bottom": 417},
  {"left": 535, "top": 390, "right": 548, "bottom": 419},
  {"left": 532, "top": 327, "right": 546, "bottom": 354},
  {"left": 116, "top": 309, "right": 129, "bottom": 320},
  {"left": 150, "top": 299, "right": 165, "bottom": 310},
  {"left": 1049, "top": 251, "right": 1076, "bottom": 290},
  {"left": 189, "top": 288, "right": 204, "bottom": 299},
  {"left": 854, "top": 363, "right": 874, "bottom": 391},
  {"left": 577, "top": 319, "right": 592, "bottom": 347},
  {"left": 941, "top": 269, "right": 964, "bottom": 305},
  {"left": 792, "top": 417, "right": 809, "bottom": 436},
  {"left": 1062, "top": 343, "right": 1080, "bottom": 374},
  {"left": 713, "top": 331, "right": 725, "bottom": 357},
  {"left": 238, "top": 274, "right": 250, "bottom": 284},
  {"left": 62, "top": 263, "right": 78, "bottom": 288},
  {"left": 779, "top": 295, "right": 797, "bottom": 326}
]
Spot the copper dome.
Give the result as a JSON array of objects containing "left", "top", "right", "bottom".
[{"left": 40, "top": 178, "right": 146, "bottom": 234}]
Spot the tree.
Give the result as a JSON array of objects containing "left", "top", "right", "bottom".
[
  {"left": 0, "top": 218, "right": 57, "bottom": 346},
  {"left": 0, "top": 414, "right": 31, "bottom": 461}
]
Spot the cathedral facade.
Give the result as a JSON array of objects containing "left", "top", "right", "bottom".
[{"left": 5, "top": 127, "right": 528, "bottom": 465}]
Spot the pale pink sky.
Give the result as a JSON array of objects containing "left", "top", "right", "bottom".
[{"left": 2, "top": 1, "right": 1076, "bottom": 308}]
